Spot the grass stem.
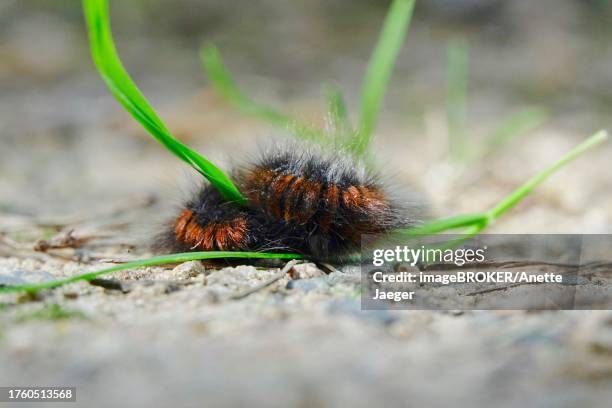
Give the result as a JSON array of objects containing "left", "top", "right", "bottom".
[
  {"left": 200, "top": 45, "right": 329, "bottom": 145},
  {"left": 0, "top": 251, "right": 303, "bottom": 294},
  {"left": 83, "top": 0, "right": 247, "bottom": 205},
  {"left": 397, "top": 130, "right": 608, "bottom": 237},
  {"left": 352, "top": 0, "right": 415, "bottom": 157},
  {"left": 487, "top": 129, "right": 608, "bottom": 220}
]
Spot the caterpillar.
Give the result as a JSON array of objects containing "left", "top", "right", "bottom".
[{"left": 154, "top": 143, "right": 421, "bottom": 261}]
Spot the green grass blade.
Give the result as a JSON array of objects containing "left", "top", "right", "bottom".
[
  {"left": 446, "top": 39, "right": 470, "bottom": 160},
  {"left": 200, "top": 45, "right": 329, "bottom": 144},
  {"left": 352, "top": 0, "right": 415, "bottom": 157},
  {"left": 394, "top": 213, "right": 488, "bottom": 237},
  {"left": 325, "top": 85, "right": 354, "bottom": 142},
  {"left": 326, "top": 86, "right": 350, "bottom": 129},
  {"left": 487, "top": 130, "right": 608, "bottom": 220},
  {"left": 396, "top": 130, "right": 608, "bottom": 237},
  {"left": 201, "top": 44, "right": 291, "bottom": 126},
  {"left": 0, "top": 251, "right": 303, "bottom": 294},
  {"left": 83, "top": 0, "right": 246, "bottom": 205}
]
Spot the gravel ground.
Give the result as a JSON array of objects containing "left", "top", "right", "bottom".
[{"left": 1, "top": 1, "right": 611, "bottom": 407}]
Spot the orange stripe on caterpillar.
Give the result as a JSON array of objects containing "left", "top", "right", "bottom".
[
  {"left": 215, "top": 224, "right": 230, "bottom": 250},
  {"left": 283, "top": 177, "right": 304, "bottom": 222},
  {"left": 213, "top": 218, "right": 248, "bottom": 250},
  {"left": 319, "top": 183, "right": 339, "bottom": 232},
  {"left": 174, "top": 210, "right": 248, "bottom": 250},
  {"left": 244, "top": 168, "right": 275, "bottom": 206},
  {"left": 226, "top": 218, "right": 248, "bottom": 246},
  {"left": 339, "top": 186, "right": 391, "bottom": 236},
  {"left": 342, "top": 186, "right": 362, "bottom": 209},
  {"left": 358, "top": 186, "right": 389, "bottom": 212},
  {"left": 298, "top": 179, "right": 322, "bottom": 223},
  {"left": 269, "top": 174, "right": 294, "bottom": 217},
  {"left": 342, "top": 186, "right": 388, "bottom": 212},
  {"left": 174, "top": 209, "right": 193, "bottom": 240}
]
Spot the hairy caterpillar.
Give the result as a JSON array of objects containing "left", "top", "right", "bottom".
[{"left": 154, "top": 144, "right": 421, "bottom": 261}]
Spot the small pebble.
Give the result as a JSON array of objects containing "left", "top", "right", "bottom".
[
  {"left": 289, "top": 263, "right": 324, "bottom": 280},
  {"left": 172, "top": 261, "right": 206, "bottom": 280}
]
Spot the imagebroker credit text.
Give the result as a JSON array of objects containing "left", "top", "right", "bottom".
[{"left": 372, "top": 271, "right": 564, "bottom": 285}]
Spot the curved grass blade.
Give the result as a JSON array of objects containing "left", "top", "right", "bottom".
[
  {"left": 486, "top": 129, "right": 608, "bottom": 221},
  {"left": 0, "top": 251, "right": 303, "bottom": 294},
  {"left": 326, "top": 87, "right": 349, "bottom": 125},
  {"left": 201, "top": 45, "right": 329, "bottom": 145},
  {"left": 390, "top": 130, "right": 608, "bottom": 259},
  {"left": 326, "top": 85, "right": 353, "bottom": 140},
  {"left": 83, "top": 0, "right": 247, "bottom": 206},
  {"left": 352, "top": 0, "right": 415, "bottom": 157},
  {"left": 395, "top": 130, "right": 608, "bottom": 237},
  {"left": 395, "top": 213, "right": 489, "bottom": 237}
]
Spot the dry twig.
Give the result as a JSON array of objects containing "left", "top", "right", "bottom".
[{"left": 229, "top": 259, "right": 301, "bottom": 300}]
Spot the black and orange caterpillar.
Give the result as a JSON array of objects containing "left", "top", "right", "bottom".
[{"left": 154, "top": 144, "right": 420, "bottom": 260}]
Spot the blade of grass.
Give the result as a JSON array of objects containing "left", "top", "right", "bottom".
[
  {"left": 446, "top": 38, "right": 470, "bottom": 160},
  {"left": 325, "top": 85, "right": 354, "bottom": 144},
  {"left": 200, "top": 45, "right": 329, "bottom": 144},
  {"left": 396, "top": 130, "right": 608, "bottom": 237},
  {"left": 486, "top": 129, "right": 608, "bottom": 221},
  {"left": 0, "top": 251, "right": 303, "bottom": 294},
  {"left": 83, "top": 0, "right": 246, "bottom": 205},
  {"left": 326, "top": 86, "right": 351, "bottom": 133},
  {"left": 394, "top": 213, "right": 488, "bottom": 237},
  {"left": 352, "top": 0, "right": 415, "bottom": 157}
]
